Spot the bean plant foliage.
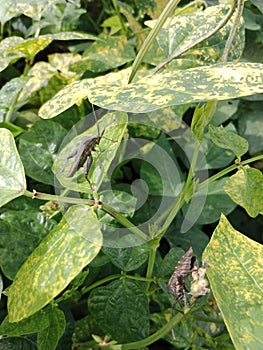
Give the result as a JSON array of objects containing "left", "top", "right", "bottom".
[{"left": 0, "top": 0, "right": 262, "bottom": 349}]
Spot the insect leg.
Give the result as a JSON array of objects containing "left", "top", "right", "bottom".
[
  {"left": 84, "top": 153, "right": 93, "bottom": 179},
  {"left": 84, "top": 153, "right": 95, "bottom": 190},
  {"left": 62, "top": 149, "right": 78, "bottom": 173}
]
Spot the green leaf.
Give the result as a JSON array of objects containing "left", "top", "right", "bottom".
[
  {"left": 140, "top": 134, "right": 184, "bottom": 196},
  {"left": 0, "top": 77, "right": 29, "bottom": 116},
  {"left": 70, "top": 36, "right": 135, "bottom": 73},
  {"left": 8, "top": 206, "right": 102, "bottom": 322},
  {"left": 238, "top": 110, "right": 263, "bottom": 155},
  {"left": 37, "top": 305, "right": 66, "bottom": 350},
  {"left": 203, "top": 215, "right": 263, "bottom": 350},
  {"left": 159, "top": 246, "right": 185, "bottom": 277},
  {"left": 88, "top": 279, "right": 150, "bottom": 342},
  {"left": 0, "top": 310, "right": 49, "bottom": 336},
  {"left": 134, "top": 0, "right": 155, "bottom": 15},
  {"left": 243, "top": 8, "right": 260, "bottom": 31},
  {"left": 102, "top": 245, "right": 149, "bottom": 271},
  {"left": 88, "top": 62, "right": 263, "bottom": 113},
  {"left": 208, "top": 124, "right": 248, "bottom": 160},
  {"left": 251, "top": 0, "right": 263, "bottom": 13},
  {"left": 182, "top": 178, "right": 236, "bottom": 225},
  {"left": 0, "top": 122, "right": 24, "bottom": 137},
  {"left": 0, "top": 210, "right": 55, "bottom": 280},
  {"left": 203, "top": 137, "right": 235, "bottom": 169},
  {"left": 191, "top": 101, "right": 217, "bottom": 142},
  {"left": 0, "top": 274, "right": 3, "bottom": 301},
  {"left": 165, "top": 223, "right": 209, "bottom": 258},
  {"left": 0, "top": 336, "right": 36, "bottom": 349},
  {"left": 19, "top": 120, "right": 67, "bottom": 185},
  {"left": 0, "top": 128, "right": 26, "bottom": 207},
  {"left": 224, "top": 167, "right": 263, "bottom": 217},
  {"left": 100, "top": 190, "right": 137, "bottom": 218},
  {"left": 211, "top": 99, "right": 239, "bottom": 126},
  {"left": 54, "top": 111, "right": 127, "bottom": 193}
]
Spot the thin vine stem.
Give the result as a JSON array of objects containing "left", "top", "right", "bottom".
[
  {"left": 101, "top": 202, "right": 148, "bottom": 241},
  {"left": 24, "top": 190, "right": 148, "bottom": 241},
  {"left": 128, "top": 0, "right": 182, "bottom": 83},
  {"left": 144, "top": 239, "right": 160, "bottom": 293},
  {"left": 197, "top": 154, "right": 263, "bottom": 191},
  {"left": 121, "top": 307, "right": 193, "bottom": 349},
  {"left": 222, "top": 0, "right": 244, "bottom": 62},
  {"left": 80, "top": 274, "right": 121, "bottom": 296},
  {"left": 157, "top": 142, "right": 201, "bottom": 236}
]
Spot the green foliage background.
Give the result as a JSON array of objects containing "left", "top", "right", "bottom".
[{"left": 0, "top": 0, "right": 262, "bottom": 349}]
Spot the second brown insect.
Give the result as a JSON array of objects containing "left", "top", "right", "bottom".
[{"left": 167, "top": 246, "right": 195, "bottom": 307}]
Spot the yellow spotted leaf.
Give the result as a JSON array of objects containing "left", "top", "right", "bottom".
[
  {"left": 224, "top": 167, "right": 263, "bottom": 217},
  {"left": 88, "top": 63, "right": 263, "bottom": 113},
  {"left": 0, "top": 128, "right": 26, "bottom": 207},
  {"left": 8, "top": 206, "right": 102, "bottom": 322},
  {"left": 203, "top": 215, "right": 263, "bottom": 350}
]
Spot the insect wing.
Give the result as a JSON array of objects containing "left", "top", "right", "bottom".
[
  {"left": 66, "top": 136, "right": 96, "bottom": 177},
  {"left": 167, "top": 247, "right": 193, "bottom": 299}
]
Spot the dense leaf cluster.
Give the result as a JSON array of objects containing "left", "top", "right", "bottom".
[{"left": 0, "top": 0, "right": 262, "bottom": 349}]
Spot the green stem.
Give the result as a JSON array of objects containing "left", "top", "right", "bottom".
[
  {"left": 197, "top": 154, "right": 263, "bottom": 190},
  {"left": 222, "top": 0, "right": 244, "bottom": 62},
  {"left": 24, "top": 190, "right": 95, "bottom": 206},
  {"left": 80, "top": 274, "right": 121, "bottom": 295},
  {"left": 5, "top": 57, "right": 33, "bottom": 122},
  {"left": 5, "top": 87, "right": 24, "bottom": 123},
  {"left": 126, "top": 275, "right": 155, "bottom": 283},
  {"left": 0, "top": 23, "right": 3, "bottom": 39},
  {"left": 184, "top": 142, "right": 200, "bottom": 196},
  {"left": 128, "top": 0, "right": 182, "bottom": 83},
  {"left": 144, "top": 239, "right": 160, "bottom": 292},
  {"left": 24, "top": 190, "right": 148, "bottom": 241},
  {"left": 101, "top": 202, "right": 148, "bottom": 241},
  {"left": 121, "top": 311, "right": 185, "bottom": 349},
  {"left": 80, "top": 274, "right": 154, "bottom": 297},
  {"left": 111, "top": 0, "right": 128, "bottom": 36},
  {"left": 157, "top": 142, "right": 201, "bottom": 235}
]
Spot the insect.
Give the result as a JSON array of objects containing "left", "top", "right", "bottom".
[
  {"left": 62, "top": 130, "right": 105, "bottom": 180},
  {"left": 62, "top": 107, "right": 108, "bottom": 182},
  {"left": 167, "top": 247, "right": 195, "bottom": 308}
]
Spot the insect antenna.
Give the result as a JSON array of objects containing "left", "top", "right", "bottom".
[{"left": 91, "top": 104, "right": 101, "bottom": 137}]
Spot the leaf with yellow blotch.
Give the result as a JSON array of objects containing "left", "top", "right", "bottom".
[
  {"left": 224, "top": 167, "right": 263, "bottom": 217},
  {"left": 203, "top": 215, "right": 263, "bottom": 350},
  {"left": 8, "top": 206, "right": 102, "bottom": 322}
]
